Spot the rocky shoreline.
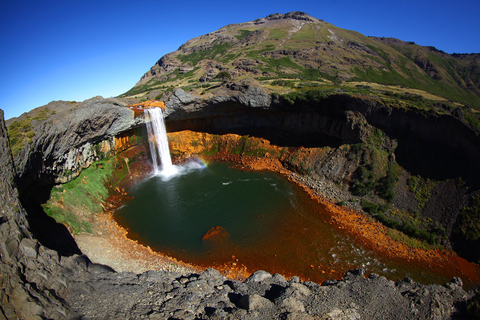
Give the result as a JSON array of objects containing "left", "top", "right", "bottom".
[{"left": 74, "top": 210, "right": 199, "bottom": 275}]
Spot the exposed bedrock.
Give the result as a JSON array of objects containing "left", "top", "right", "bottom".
[{"left": 13, "top": 97, "right": 143, "bottom": 190}]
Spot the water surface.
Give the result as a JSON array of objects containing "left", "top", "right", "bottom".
[{"left": 115, "top": 161, "right": 474, "bottom": 285}]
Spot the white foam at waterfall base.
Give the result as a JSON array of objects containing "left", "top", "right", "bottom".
[
  {"left": 154, "top": 158, "right": 207, "bottom": 181},
  {"left": 144, "top": 107, "right": 206, "bottom": 181}
]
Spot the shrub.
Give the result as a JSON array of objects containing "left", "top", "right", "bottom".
[
  {"left": 454, "top": 194, "right": 480, "bottom": 242},
  {"left": 376, "top": 213, "right": 400, "bottom": 229},
  {"left": 361, "top": 199, "right": 381, "bottom": 214},
  {"left": 376, "top": 165, "right": 399, "bottom": 202},
  {"left": 7, "top": 108, "right": 53, "bottom": 157},
  {"left": 215, "top": 71, "right": 232, "bottom": 81},
  {"left": 407, "top": 176, "right": 438, "bottom": 210},
  {"left": 351, "top": 165, "right": 376, "bottom": 196}
]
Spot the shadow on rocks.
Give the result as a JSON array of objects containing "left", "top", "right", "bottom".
[{"left": 20, "top": 183, "right": 82, "bottom": 257}]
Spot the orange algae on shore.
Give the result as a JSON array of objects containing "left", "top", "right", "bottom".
[
  {"left": 294, "top": 182, "right": 480, "bottom": 287},
  {"left": 128, "top": 100, "right": 166, "bottom": 109}
]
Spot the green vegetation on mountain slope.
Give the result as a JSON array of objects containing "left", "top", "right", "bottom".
[{"left": 120, "top": 12, "right": 480, "bottom": 114}]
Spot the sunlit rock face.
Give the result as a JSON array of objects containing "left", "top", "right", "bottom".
[
  {"left": 161, "top": 82, "right": 480, "bottom": 264},
  {"left": 10, "top": 97, "right": 144, "bottom": 191}
]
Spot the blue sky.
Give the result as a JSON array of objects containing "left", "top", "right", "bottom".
[{"left": 1, "top": 0, "right": 479, "bottom": 120}]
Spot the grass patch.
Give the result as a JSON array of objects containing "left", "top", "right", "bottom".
[
  {"left": 349, "top": 132, "right": 398, "bottom": 202},
  {"left": 204, "top": 143, "right": 220, "bottom": 156},
  {"left": 407, "top": 175, "right": 438, "bottom": 210},
  {"left": 376, "top": 163, "right": 400, "bottom": 202},
  {"left": 360, "top": 199, "right": 388, "bottom": 215},
  {"left": 120, "top": 78, "right": 162, "bottom": 97},
  {"left": 353, "top": 65, "right": 480, "bottom": 108},
  {"left": 387, "top": 229, "right": 434, "bottom": 250},
  {"left": 280, "top": 88, "right": 336, "bottom": 105},
  {"left": 361, "top": 198, "right": 443, "bottom": 245},
  {"left": 7, "top": 108, "right": 53, "bottom": 157},
  {"left": 235, "top": 29, "right": 252, "bottom": 40},
  {"left": 268, "top": 57, "right": 303, "bottom": 70},
  {"left": 177, "top": 42, "right": 232, "bottom": 66},
  {"left": 269, "top": 28, "right": 288, "bottom": 40},
  {"left": 42, "top": 159, "right": 115, "bottom": 234},
  {"left": 453, "top": 194, "right": 480, "bottom": 243}
]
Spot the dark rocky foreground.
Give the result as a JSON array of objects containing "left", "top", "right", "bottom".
[{"left": 1, "top": 85, "right": 479, "bottom": 318}]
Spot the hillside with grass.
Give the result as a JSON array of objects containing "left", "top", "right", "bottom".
[{"left": 120, "top": 11, "right": 480, "bottom": 121}]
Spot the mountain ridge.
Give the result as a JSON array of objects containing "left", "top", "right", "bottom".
[{"left": 121, "top": 12, "right": 480, "bottom": 110}]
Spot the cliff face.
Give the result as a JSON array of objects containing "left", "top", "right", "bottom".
[
  {"left": 9, "top": 80, "right": 480, "bottom": 258},
  {"left": 164, "top": 82, "right": 480, "bottom": 183},
  {"left": 160, "top": 81, "right": 480, "bottom": 261},
  {"left": 11, "top": 97, "right": 143, "bottom": 190},
  {"left": 164, "top": 81, "right": 366, "bottom": 147}
]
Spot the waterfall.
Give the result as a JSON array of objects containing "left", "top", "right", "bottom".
[{"left": 144, "top": 107, "right": 177, "bottom": 177}]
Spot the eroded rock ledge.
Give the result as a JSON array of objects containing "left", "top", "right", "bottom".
[{"left": 1, "top": 81, "right": 480, "bottom": 318}]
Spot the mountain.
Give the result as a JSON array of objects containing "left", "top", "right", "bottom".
[{"left": 121, "top": 11, "right": 480, "bottom": 109}]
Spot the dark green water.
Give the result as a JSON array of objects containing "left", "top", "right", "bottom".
[
  {"left": 114, "top": 161, "right": 474, "bottom": 285},
  {"left": 116, "top": 161, "right": 295, "bottom": 254}
]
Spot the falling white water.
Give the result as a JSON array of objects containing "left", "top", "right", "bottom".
[
  {"left": 144, "top": 107, "right": 207, "bottom": 181},
  {"left": 144, "top": 107, "right": 178, "bottom": 178}
]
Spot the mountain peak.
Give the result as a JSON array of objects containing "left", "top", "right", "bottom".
[
  {"left": 265, "top": 11, "right": 316, "bottom": 22},
  {"left": 122, "top": 12, "right": 480, "bottom": 109}
]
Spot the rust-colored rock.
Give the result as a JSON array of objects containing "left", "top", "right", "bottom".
[
  {"left": 128, "top": 100, "right": 166, "bottom": 109},
  {"left": 202, "top": 226, "right": 229, "bottom": 240},
  {"left": 127, "top": 100, "right": 166, "bottom": 117}
]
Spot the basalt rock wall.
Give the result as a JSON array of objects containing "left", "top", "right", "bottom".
[
  {"left": 164, "top": 84, "right": 480, "bottom": 187},
  {"left": 9, "top": 97, "right": 147, "bottom": 256},
  {"left": 13, "top": 97, "right": 144, "bottom": 193},
  {"left": 10, "top": 82, "right": 478, "bottom": 253}
]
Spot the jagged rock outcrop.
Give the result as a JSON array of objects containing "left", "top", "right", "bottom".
[{"left": 12, "top": 97, "right": 143, "bottom": 190}]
